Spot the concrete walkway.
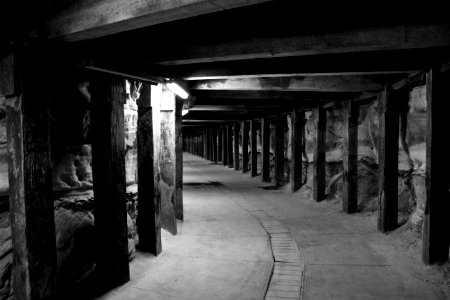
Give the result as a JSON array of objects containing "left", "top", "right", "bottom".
[
  {"left": 99, "top": 153, "right": 445, "bottom": 300},
  {"left": 97, "top": 154, "right": 274, "bottom": 300}
]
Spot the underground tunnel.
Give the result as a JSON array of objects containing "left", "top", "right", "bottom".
[{"left": 0, "top": 1, "right": 450, "bottom": 299}]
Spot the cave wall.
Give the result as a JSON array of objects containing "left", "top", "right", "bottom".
[
  {"left": 0, "top": 82, "right": 140, "bottom": 299},
  {"left": 241, "top": 87, "right": 427, "bottom": 227}
]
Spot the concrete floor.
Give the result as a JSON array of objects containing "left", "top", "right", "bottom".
[{"left": 99, "top": 153, "right": 445, "bottom": 300}]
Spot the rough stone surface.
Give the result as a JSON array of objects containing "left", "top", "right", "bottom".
[{"left": 0, "top": 212, "right": 12, "bottom": 300}]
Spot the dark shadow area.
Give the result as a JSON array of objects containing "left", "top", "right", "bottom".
[
  {"left": 184, "top": 181, "right": 223, "bottom": 187},
  {"left": 259, "top": 186, "right": 279, "bottom": 190}
]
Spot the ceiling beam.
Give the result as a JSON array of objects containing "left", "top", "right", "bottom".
[
  {"left": 148, "top": 24, "right": 450, "bottom": 65},
  {"left": 191, "top": 89, "right": 355, "bottom": 101},
  {"left": 188, "top": 75, "right": 404, "bottom": 93},
  {"left": 183, "top": 111, "right": 277, "bottom": 120},
  {"left": 189, "top": 105, "right": 289, "bottom": 111},
  {"left": 182, "top": 120, "right": 239, "bottom": 124},
  {"left": 142, "top": 49, "right": 434, "bottom": 80},
  {"left": 43, "top": 0, "right": 274, "bottom": 41}
]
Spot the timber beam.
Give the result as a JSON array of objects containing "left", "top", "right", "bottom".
[
  {"left": 44, "top": 0, "right": 274, "bottom": 41},
  {"left": 148, "top": 24, "right": 450, "bottom": 65},
  {"left": 188, "top": 75, "right": 403, "bottom": 93}
]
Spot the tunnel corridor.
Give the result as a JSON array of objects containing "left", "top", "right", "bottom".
[
  {"left": 1, "top": 1, "right": 450, "bottom": 299},
  {"left": 97, "top": 153, "right": 444, "bottom": 300}
]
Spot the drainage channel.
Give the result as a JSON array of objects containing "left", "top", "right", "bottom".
[{"left": 246, "top": 209, "right": 305, "bottom": 300}]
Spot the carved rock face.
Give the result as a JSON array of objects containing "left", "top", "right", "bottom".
[
  {"left": 0, "top": 212, "right": 12, "bottom": 300},
  {"left": 52, "top": 145, "right": 93, "bottom": 191}
]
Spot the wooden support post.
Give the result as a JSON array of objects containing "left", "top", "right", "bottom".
[
  {"left": 423, "top": 68, "right": 450, "bottom": 265},
  {"left": 203, "top": 130, "right": 207, "bottom": 158},
  {"left": 290, "top": 110, "right": 304, "bottom": 192},
  {"left": 209, "top": 128, "right": 214, "bottom": 161},
  {"left": 377, "top": 87, "right": 399, "bottom": 233},
  {"left": 204, "top": 130, "right": 208, "bottom": 159},
  {"left": 5, "top": 47, "right": 57, "bottom": 299},
  {"left": 222, "top": 126, "right": 228, "bottom": 165},
  {"left": 343, "top": 100, "right": 359, "bottom": 213},
  {"left": 1, "top": 48, "right": 15, "bottom": 97},
  {"left": 228, "top": 124, "right": 234, "bottom": 168},
  {"left": 197, "top": 132, "right": 200, "bottom": 156},
  {"left": 151, "top": 84, "right": 178, "bottom": 235},
  {"left": 234, "top": 122, "right": 240, "bottom": 170},
  {"left": 175, "top": 100, "right": 183, "bottom": 221},
  {"left": 188, "top": 134, "right": 191, "bottom": 153},
  {"left": 275, "top": 113, "right": 286, "bottom": 187},
  {"left": 205, "top": 129, "right": 209, "bottom": 160},
  {"left": 213, "top": 127, "right": 218, "bottom": 163},
  {"left": 218, "top": 127, "right": 223, "bottom": 162},
  {"left": 91, "top": 74, "right": 129, "bottom": 290},
  {"left": 194, "top": 133, "right": 197, "bottom": 155},
  {"left": 208, "top": 128, "right": 212, "bottom": 161},
  {"left": 200, "top": 131, "right": 202, "bottom": 157},
  {"left": 251, "top": 120, "right": 258, "bottom": 177},
  {"left": 136, "top": 84, "right": 161, "bottom": 255},
  {"left": 261, "top": 117, "right": 271, "bottom": 182},
  {"left": 313, "top": 107, "right": 326, "bottom": 202},
  {"left": 242, "top": 121, "right": 250, "bottom": 173}
]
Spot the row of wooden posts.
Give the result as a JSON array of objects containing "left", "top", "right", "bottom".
[
  {"left": 183, "top": 68, "right": 449, "bottom": 267},
  {"left": 2, "top": 46, "right": 183, "bottom": 299},
  {"left": 0, "top": 45, "right": 448, "bottom": 299}
]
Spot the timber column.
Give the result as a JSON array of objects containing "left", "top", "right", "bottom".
[
  {"left": 422, "top": 68, "right": 450, "bottom": 264},
  {"left": 90, "top": 74, "right": 129, "bottom": 290},
  {"left": 342, "top": 100, "right": 359, "bottom": 213},
  {"left": 377, "top": 87, "right": 399, "bottom": 233},
  {"left": 313, "top": 107, "right": 326, "bottom": 202},
  {"left": 151, "top": 84, "right": 180, "bottom": 235},
  {"left": 290, "top": 110, "right": 304, "bottom": 192},
  {"left": 261, "top": 117, "right": 270, "bottom": 182},
  {"left": 4, "top": 45, "right": 57, "bottom": 300},
  {"left": 136, "top": 84, "right": 161, "bottom": 254}
]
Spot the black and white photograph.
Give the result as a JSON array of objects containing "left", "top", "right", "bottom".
[{"left": 0, "top": 1, "right": 449, "bottom": 299}]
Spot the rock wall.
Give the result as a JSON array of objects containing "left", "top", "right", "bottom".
[
  {"left": 0, "top": 82, "right": 141, "bottom": 299},
  {"left": 242, "top": 87, "right": 427, "bottom": 228}
]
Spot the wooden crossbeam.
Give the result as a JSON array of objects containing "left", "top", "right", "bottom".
[
  {"left": 190, "top": 89, "right": 354, "bottom": 101},
  {"left": 157, "top": 50, "right": 427, "bottom": 80},
  {"left": 189, "top": 105, "right": 291, "bottom": 111},
  {"left": 188, "top": 75, "right": 398, "bottom": 93},
  {"left": 149, "top": 24, "right": 450, "bottom": 65},
  {"left": 44, "top": 0, "right": 274, "bottom": 41}
]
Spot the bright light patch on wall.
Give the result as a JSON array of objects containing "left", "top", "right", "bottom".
[{"left": 166, "top": 82, "right": 189, "bottom": 99}]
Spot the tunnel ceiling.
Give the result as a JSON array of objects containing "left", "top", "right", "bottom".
[{"left": 6, "top": 0, "right": 447, "bottom": 127}]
